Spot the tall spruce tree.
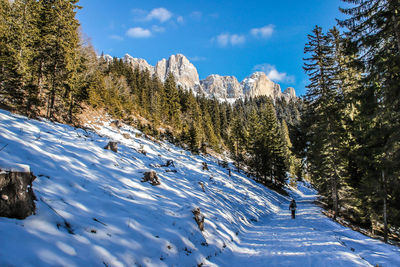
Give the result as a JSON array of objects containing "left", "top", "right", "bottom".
[
  {"left": 38, "top": 0, "right": 80, "bottom": 119},
  {"left": 339, "top": 0, "right": 400, "bottom": 242},
  {"left": 304, "top": 26, "right": 351, "bottom": 220},
  {"left": 164, "top": 73, "right": 181, "bottom": 131}
]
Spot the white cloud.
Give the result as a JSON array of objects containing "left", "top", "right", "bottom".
[
  {"left": 109, "top": 35, "right": 123, "bottom": 41},
  {"left": 190, "top": 11, "right": 202, "bottom": 20},
  {"left": 177, "top": 16, "right": 184, "bottom": 24},
  {"left": 216, "top": 33, "right": 245, "bottom": 47},
  {"left": 126, "top": 27, "right": 152, "bottom": 38},
  {"left": 152, "top": 25, "right": 165, "bottom": 33},
  {"left": 230, "top": 34, "right": 246, "bottom": 45},
  {"left": 216, "top": 34, "right": 229, "bottom": 46},
  {"left": 145, "top": 8, "right": 172, "bottom": 23},
  {"left": 254, "top": 64, "right": 295, "bottom": 83},
  {"left": 250, "top": 24, "right": 275, "bottom": 39}
]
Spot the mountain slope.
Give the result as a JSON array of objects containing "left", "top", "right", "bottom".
[{"left": 0, "top": 109, "right": 399, "bottom": 267}]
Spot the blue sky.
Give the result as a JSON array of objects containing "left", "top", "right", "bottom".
[{"left": 77, "top": 0, "right": 346, "bottom": 96}]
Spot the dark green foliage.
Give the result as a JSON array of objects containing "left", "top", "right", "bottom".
[{"left": 301, "top": 0, "right": 400, "bottom": 242}]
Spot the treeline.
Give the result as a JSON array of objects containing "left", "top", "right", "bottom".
[
  {"left": 0, "top": 0, "right": 303, "bottom": 190},
  {"left": 303, "top": 0, "right": 400, "bottom": 241},
  {"left": 0, "top": 0, "right": 84, "bottom": 121}
]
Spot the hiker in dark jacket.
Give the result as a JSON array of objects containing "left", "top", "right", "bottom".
[{"left": 289, "top": 199, "right": 297, "bottom": 219}]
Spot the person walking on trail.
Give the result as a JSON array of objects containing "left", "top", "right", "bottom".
[{"left": 289, "top": 199, "right": 297, "bottom": 219}]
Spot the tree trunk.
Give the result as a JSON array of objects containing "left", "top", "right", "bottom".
[
  {"left": 47, "top": 63, "right": 57, "bottom": 119},
  {"left": 68, "top": 91, "right": 73, "bottom": 123},
  {"left": 382, "top": 170, "right": 388, "bottom": 243},
  {"left": 332, "top": 174, "right": 338, "bottom": 221}
]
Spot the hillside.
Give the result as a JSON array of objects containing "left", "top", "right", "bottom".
[{"left": 0, "top": 109, "right": 399, "bottom": 266}]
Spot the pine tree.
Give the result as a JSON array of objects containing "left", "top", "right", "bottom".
[
  {"left": 229, "top": 117, "right": 246, "bottom": 171},
  {"left": 303, "top": 26, "right": 351, "bottom": 220},
  {"left": 37, "top": 0, "right": 81, "bottom": 119},
  {"left": 339, "top": 0, "right": 400, "bottom": 241},
  {"left": 164, "top": 73, "right": 181, "bottom": 131},
  {"left": 281, "top": 120, "right": 296, "bottom": 178},
  {"left": 0, "top": 0, "right": 40, "bottom": 113}
]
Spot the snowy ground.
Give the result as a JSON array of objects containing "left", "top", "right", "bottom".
[{"left": 0, "top": 109, "right": 399, "bottom": 267}]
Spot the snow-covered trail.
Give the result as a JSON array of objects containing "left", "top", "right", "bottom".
[{"left": 211, "top": 187, "right": 400, "bottom": 267}]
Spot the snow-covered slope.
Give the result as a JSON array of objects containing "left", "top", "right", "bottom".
[{"left": 0, "top": 109, "right": 399, "bottom": 267}]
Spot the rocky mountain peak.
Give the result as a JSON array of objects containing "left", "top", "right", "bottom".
[
  {"left": 283, "top": 87, "right": 296, "bottom": 101},
  {"left": 114, "top": 53, "right": 297, "bottom": 102},
  {"left": 201, "top": 74, "right": 243, "bottom": 99},
  {"left": 123, "top": 54, "right": 154, "bottom": 75},
  {"left": 155, "top": 54, "right": 200, "bottom": 91},
  {"left": 102, "top": 54, "right": 114, "bottom": 63},
  {"left": 241, "top": 71, "right": 281, "bottom": 99}
]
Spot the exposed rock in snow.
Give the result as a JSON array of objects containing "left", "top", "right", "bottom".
[
  {"left": 192, "top": 207, "right": 205, "bottom": 231},
  {"left": 141, "top": 171, "right": 160, "bottom": 186},
  {"left": 104, "top": 141, "right": 118, "bottom": 153}
]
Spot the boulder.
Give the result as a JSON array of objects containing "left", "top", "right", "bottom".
[
  {"left": 104, "top": 141, "right": 118, "bottom": 153},
  {"left": 0, "top": 163, "right": 36, "bottom": 219}
]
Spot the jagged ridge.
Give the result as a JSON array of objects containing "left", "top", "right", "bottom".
[{"left": 114, "top": 54, "right": 296, "bottom": 102}]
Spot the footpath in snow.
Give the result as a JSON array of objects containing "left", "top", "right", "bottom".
[
  {"left": 211, "top": 184, "right": 400, "bottom": 266},
  {"left": 0, "top": 109, "right": 399, "bottom": 267}
]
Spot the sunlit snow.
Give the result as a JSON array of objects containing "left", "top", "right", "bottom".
[{"left": 0, "top": 109, "right": 399, "bottom": 266}]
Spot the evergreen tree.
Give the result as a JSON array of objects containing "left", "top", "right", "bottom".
[
  {"left": 38, "top": 0, "right": 81, "bottom": 119},
  {"left": 164, "top": 73, "right": 181, "bottom": 131},
  {"left": 303, "top": 26, "right": 350, "bottom": 220},
  {"left": 340, "top": 0, "right": 400, "bottom": 241},
  {"left": 229, "top": 117, "right": 246, "bottom": 171},
  {"left": 0, "top": 0, "right": 40, "bottom": 113}
]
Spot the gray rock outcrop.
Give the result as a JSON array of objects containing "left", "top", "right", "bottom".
[
  {"left": 124, "top": 54, "right": 154, "bottom": 75},
  {"left": 282, "top": 87, "right": 296, "bottom": 101},
  {"left": 241, "top": 72, "right": 282, "bottom": 99},
  {"left": 201, "top": 74, "right": 243, "bottom": 99},
  {"left": 155, "top": 54, "right": 201, "bottom": 91}
]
